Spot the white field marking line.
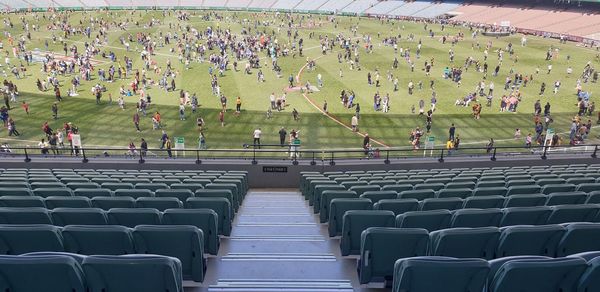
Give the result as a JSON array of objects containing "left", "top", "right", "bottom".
[{"left": 293, "top": 43, "right": 391, "bottom": 148}]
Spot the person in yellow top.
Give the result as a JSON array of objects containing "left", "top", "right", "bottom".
[
  {"left": 446, "top": 139, "right": 454, "bottom": 155},
  {"left": 235, "top": 96, "right": 242, "bottom": 115}
]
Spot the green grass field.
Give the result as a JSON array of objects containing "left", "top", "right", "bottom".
[{"left": 0, "top": 10, "right": 599, "bottom": 151}]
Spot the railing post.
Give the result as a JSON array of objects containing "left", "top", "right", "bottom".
[
  {"left": 384, "top": 150, "right": 390, "bottom": 164},
  {"left": 196, "top": 149, "right": 201, "bottom": 164},
  {"left": 24, "top": 147, "right": 31, "bottom": 162},
  {"left": 251, "top": 146, "right": 257, "bottom": 165},
  {"left": 592, "top": 146, "right": 598, "bottom": 158},
  {"left": 310, "top": 151, "right": 316, "bottom": 166},
  {"left": 491, "top": 147, "right": 497, "bottom": 161},
  {"left": 81, "top": 148, "right": 89, "bottom": 163},
  {"left": 541, "top": 145, "right": 548, "bottom": 160},
  {"left": 438, "top": 148, "right": 444, "bottom": 163},
  {"left": 329, "top": 151, "right": 335, "bottom": 166},
  {"left": 138, "top": 149, "right": 145, "bottom": 164}
]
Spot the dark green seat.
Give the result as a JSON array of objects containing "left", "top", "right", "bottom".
[
  {"left": 205, "top": 184, "right": 240, "bottom": 209},
  {"left": 170, "top": 183, "right": 204, "bottom": 192},
  {"left": 45, "top": 196, "right": 92, "bottom": 209},
  {"left": 506, "top": 185, "right": 542, "bottom": 196},
  {"left": 399, "top": 189, "right": 435, "bottom": 201},
  {"left": 195, "top": 189, "right": 236, "bottom": 212},
  {"left": 185, "top": 197, "right": 232, "bottom": 236},
  {"left": 136, "top": 197, "right": 183, "bottom": 211},
  {"left": 155, "top": 189, "right": 194, "bottom": 202},
  {"left": 32, "top": 188, "right": 73, "bottom": 198},
  {"left": 373, "top": 199, "right": 419, "bottom": 216},
  {"left": 91, "top": 197, "right": 136, "bottom": 210},
  {"left": 545, "top": 192, "right": 588, "bottom": 206},
  {"left": 437, "top": 188, "right": 473, "bottom": 199},
  {"left": 114, "top": 189, "right": 154, "bottom": 199},
  {"left": 359, "top": 191, "right": 397, "bottom": 204},
  {"left": 348, "top": 186, "right": 381, "bottom": 197},
  {"left": 472, "top": 187, "right": 507, "bottom": 197},
  {"left": 50, "top": 208, "right": 107, "bottom": 226},
  {"left": 395, "top": 209, "right": 452, "bottom": 232},
  {"left": 319, "top": 190, "right": 358, "bottom": 222},
  {"left": 0, "top": 196, "right": 45, "bottom": 208},
  {"left": 420, "top": 198, "right": 464, "bottom": 211},
  {"left": 162, "top": 208, "right": 219, "bottom": 255},
  {"left": 541, "top": 184, "right": 576, "bottom": 195},
  {"left": 328, "top": 198, "right": 372, "bottom": 237},
  {"left": 0, "top": 188, "right": 33, "bottom": 197},
  {"left": 101, "top": 183, "right": 134, "bottom": 191},
  {"left": 463, "top": 196, "right": 505, "bottom": 209},
  {"left": 134, "top": 183, "right": 169, "bottom": 192},
  {"left": 312, "top": 185, "right": 346, "bottom": 210},
  {"left": 414, "top": 183, "right": 445, "bottom": 191},
  {"left": 73, "top": 188, "right": 112, "bottom": 198},
  {"left": 503, "top": 194, "right": 547, "bottom": 208},
  {"left": 340, "top": 210, "right": 395, "bottom": 256}
]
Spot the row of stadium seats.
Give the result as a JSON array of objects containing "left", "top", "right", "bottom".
[
  {"left": 315, "top": 189, "right": 600, "bottom": 219},
  {"left": 0, "top": 195, "right": 232, "bottom": 233},
  {"left": 0, "top": 187, "right": 241, "bottom": 209},
  {"left": 358, "top": 223, "right": 600, "bottom": 283},
  {"left": 339, "top": 205, "right": 600, "bottom": 255},
  {"left": 389, "top": 254, "right": 600, "bottom": 292},
  {"left": 0, "top": 208, "right": 220, "bottom": 254},
  {"left": 0, "top": 253, "right": 185, "bottom": 291}
]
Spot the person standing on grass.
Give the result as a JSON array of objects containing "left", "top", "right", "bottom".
[
  {"left": 51, "top": 102, "right": 58, "bottom": 120},
  {"left": 54, "top": 86, "right": 62, "bottom": 102},
  {"left": 253, "top": 128, "right": 262, "bottom": 148},
  {"left": 235, "top": 96, "right": 242, "bottom": 115},
  {"left": 351, "top": 114, "right": 359, "bottom": 132},
  {"left": 133, "top": 112, "right": 140, "bottom": 132},
  {"left": 279, "top": 127, "right": 287, "bottom": 146},
  {"left": 140, "top": 138, "right": 148, "bottom": 157},
  {"left": 7, "top": 118, "right": 19, "bottom": 136},
  {"left": 292, "top": 108, "right": 299, "bottom": 121},
  {"left": 179, "top": 103, "right": 185, "bottom": 121},
  {"left": 21, "top": 101, "right": 29, "bottom": 114},
  {"left": 198, "top": 132, "right": 206, "bottom": 149},
  {"left": 165, "top": 138, "right": 173, "bottom": 158},
  {"left": 159, "top": 130, "right": 168, "bottom": 149},
  {"left": 449, "top": 123, "right": 456, "bottom": 141},
  {"left": 219, "top": 110, "right": 225, "bottom": 127}
]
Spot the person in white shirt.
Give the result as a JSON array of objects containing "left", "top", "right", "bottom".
[{"left": 253, "top": 128, "right": 262, "bottom": 148}]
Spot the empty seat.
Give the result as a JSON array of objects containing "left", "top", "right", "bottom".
[
  {"left": 66, "top": 182, "right": 99, "bottom": 190},
  {"left": 101, "top": 182, "right": 134, "bottom": 191},
  {"left": 107, "top": 208, "right": 162, "bottom": 228},
  {"left": 340, "top": 210, "right": 395, "bottom": 256},
  {"left": 488, "top": 257, "right": 587, "bottom": 292},
  {"left": 476, "top": 181, "right": 506, "bottom": 188},
  {"left": 73, "top": 188, "right": 112, "bottom": 198},
  {"left": 358, "top": 227, "right": 429, "bottom": 284},
  {"left": 399, "top": 189, "right": 436, "bottom": 201},
  {"left": 373, "top": 198, "right": 419, "bottom": 216},
  {"left": 0, "top": 196, "right": 45, "bottom": 208},
  {"left": 205, "top": 184, "right": 239, "bottom": 208},
  {"left": 503, "top": 194, "right": 547, "bottom": 208},
  {"left": 506, "top": 185, "right": 541, "bottom": 196},
  {"left": 392, "top": 257, "right": 489, "bottom": 292},
  {"left": 451, "top": 208, "right": 503, "bottom": 228},
  {"left": 587, "top": 191, "right": 600, "bottom": 204},
  {"left": 359, "top": 190, "right": 396, "bottom": 204},
  {"left": 91, "top": 197, "right": 136, "bottom": 210},
  {"left": 45, "top": 196, "right": 92, "bottom": 209},
  {"left": 0, "top": 188, "right": 33, "bottom": 197},
  {"left": 496, "top": 225, "right": 565, "bottom": 258},
  {"left": 328, "top": 198, "right": 372, "bottom": 237},
  {"left": 420, "top": 198, "right": 463, "bottom": 211},
  {"left": 134, "top": 183, "right": 169, "bottom": 192},
  {"left": 154, "top": 189, "right": 194, "bottom": 202},
  {"left": 83, "top": 255, "right": 184, "bottom": 291},
  {"left": 51, "top": 208, "right": 107, "bottom": 226},
  {"left": 195, "top": 189, "right": 237, "bottom": 212},
  {"left": 445, "top": 182, "right": 476, "bottom": 190},
  {"left": 547, "top": 204, "right": 600, "bottom": 224},
  {"left": 541, "top": 184, "right": 576, "bottom": 195},
  {"left": 0, "top": 207, "right": 53, "bottom": 224},
  {"left": 576, "top": 183, "right": 600, "bottom": 193},
  {"left": 463, "top": 196, "right": 505, "bottom": 209},
  {"left": 185, "top": 197, "right": 232, "bottom": 236},
  {"left": 429, "top": 227, "right": 500, "bottom": 259},
  {"left": 545, "top": 192, "right": 588, "bottom": 206},
  {"left": 0, "top": 254, "right": 86, "bottom": 291},
  {"left": 133, "top": 225, "right": 205, "bottom": 282},
  {"left": 114, "top": 189, "right": 154, "bottom": 199},
  {"left": 576, "top": 256, "right": 600, "bottom": 292},
  {"left": 317, "top": 190, "right": 358, "bottom": 218},
  {"left": 473, "top": 187, "right": 507, "bottom": 197},
  {"left": 136, "top": 197, "right": 183, "bottom": 211},
  {"left": 396, "top": 210, "right": 452, "bottom": 232},
  {"left": 500, "top": 206, "right": 552, "bottom": 226},
  {"left": 437, "top": 188, "right": 472, "bottom": 199},
  {"left": 382, "top": 184, "right": 413, "bottom": 193},
  {"left": 0, "top": 224, "right": 64, "bottom": 254},
  {"left": 171, "top": 183, "right": 204, "bottom": 192},
  {"left": 162, "top": 209, "right": 219, "bottom": 255},
  {"left": 32, "top": 188, "right": 73, "bottom": 198},
  {"left": 557, "top": 223, "right": 600, "bottom": 256},
  {"left": 62, "top": 225, "right": 135, "bottom": 255}
]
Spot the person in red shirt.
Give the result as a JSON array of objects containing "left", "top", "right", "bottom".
[{"left": 21, "top": 101, "right": 29, "bottom": 114}]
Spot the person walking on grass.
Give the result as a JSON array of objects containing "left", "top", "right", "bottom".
[
  {"left": 51, "top": 102, "right": 58, "bottom": 120},
  {"left": 235, "top": 96, "right": 242, "bottom": 115},
  {"left": 198, "top": 132, "right": 206, "bottom": 149},
  {"left": 279, "top": 127, "right": 287, "bottom": 146},
  {"left": 351, "top": 114, "right": 359, "bottom": 132},
  {"left": 165, "top": 137, "right": 173, "bottom": 158},
  {"left": 140, "top": 138, "right": 148, "bottom": 157},
  {"left": 219, "top": 110, "right": 225, "bottom": 127},
  {"left": 253, "top": 128, "right": 262, "bottom": 149},
  {"left": 133, "top": 112, "right": 141, "bottom": 132},
  {"left": 449, "top": 123, "right": 456, "bottom": 141}
]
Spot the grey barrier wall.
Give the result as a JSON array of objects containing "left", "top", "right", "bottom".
[{"left": 1, "top": 155, "right": 598, "bottom": 188}]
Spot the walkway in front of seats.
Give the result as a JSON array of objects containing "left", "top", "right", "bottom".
[{"left": 186, "top": 189, "right": 389, "bottom": 292}]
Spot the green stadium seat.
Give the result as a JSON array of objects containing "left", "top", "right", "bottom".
[
  {"left": 45, "top": 196, "right": 92, "bottom": 209},
  {"left": 134, "top": 183, "right": 169, "bottom": 192},
  {"left": 545, "top": 192, "right": 588, "bottom": 206},
  {"left": 340, "top": 210, "right": 395, "bottom": 256},
  {"left": 547, "top": 205, "right": 600, "bottom": 224},
  {"left": 395, "top": 210, "right": 452, "bottom": 232},
  {"left": 328, "top": 198, "right": 372, "bottom": 237},
  {"left": 496, "top": 225, "right": 565, "bottom": 257},
  {"left": 399, "top": 189, "right": 436, "bottom": 201},
  {"left": 132, "top": 225, "right": 204, "bottom": 283},
  {"left": 541, "top": 184, "right": 577, "bottom": 195},
  {"left": 499, "top": 206, "right": 552, "bottom": 227},
  {"left": 66, "top": 182, "right": 100, "bottom": 190},
  {"left": 185, "top": 197, "right": 232, "bottom": 236},
  {"left": 506, "top": 185, "right": 541, "bottom": 196},
  {"left": 414, "top": 183, "right": 444, "bottom": 191},
  {"left": 557, "top": 223, "right": 600, "bottom": 256},
  {"left": 312, "top": 185, "right": 346, "bottom": 209},
  {"left": 437, "top": 188, "right": 473, "bottom": 199},
  {"left": 30, "top": 182, "right": 65, "bottom": 189},
  {"left": 463, "top": 196, "right": 505, "bottom": 209},
  {"left": 373, "top": 199, "right": 419, "bottom": 216},
  {"left": 32, "top": 188, "right": 73, "bottom": 198},
  {"left": 445, "top": 182, "right": 476, "bottom": 190},
  {"left": 195, "top": 189, "right": 236, "bottom": 212},
  {"left": 503, "top": 194, "right": 547, "bottom": 208},
  {"left": 136, "top": 197, "right": 182, "bottom": 211},
  {"left": 101, "top": 183, "right": 134, "bottom": 191},
  {"left": 62, "top": 225, "right": 135, "bottom": 255},
  {"left": 171, "top": 183, "right": 204, "bottom": 192},
  {"left": 162, "top": 209, "right": 219, "bottom": 255},
  {"left": 382, "top": 184, "right": 414, "bottom": 193},
  {"left": 205, "top": 183, "right": 240, "bottom": 208},
  {"left": 107, "top": 208, "right": 162, "bottom": 228},
  {"left": 587, "top": 191, "right": 600, "bottom": 204},
  {"left": 0, "top": 224, "right": 64, "bottom": 254},
  {"left": 51, "top": 208, "right": 107, "bottom": 226},
  {"left": 114, "top": 189, "right": 155, "bottom": 199},
  {"left": 420, "top": 198, "right": 464, "bottom": 211},
  {"left": 82, "top": 255, "right": 184, "bottom": 290},
  {"left": 358, "top": 227, "right": 428, "bottom": 284},
  {"left": 318, "top": 190, "right": 358, "bottom": 222},
  {"left": 576, "top": 183, "right": 600, "bottom": 193},
  {"left": 451, "top": 208, "right": 502, "bottom": 228},
  {"left": 73, "top": 188, "right": 112, "bottom": 198},
  {"left": 0, "top": 207, "right": 53, "bottom": 224},
  {"left": 91, "top": 197, "right": 135, "bottom": 210},
  {"left": 476, "top": 181, "right": 507, "bottom": 188},
  {"left": 0, "top": 188, "right": 33, "bottom": 197},
  {"left": 359, "top": 191, "right": 397, "bottom": 204},
  {"left": 0, "top": 254, "right": 87, "bottom": 291},
  {"left": 429, "top": 227, "right": 500, "bottom": 259},
  {"left": 0, "top": 196, "right": 45, "bottom": 208}
]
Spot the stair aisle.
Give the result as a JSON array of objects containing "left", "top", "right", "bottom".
[{"left": 201, "top": 189, "right": 369, "bottom": 291}]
